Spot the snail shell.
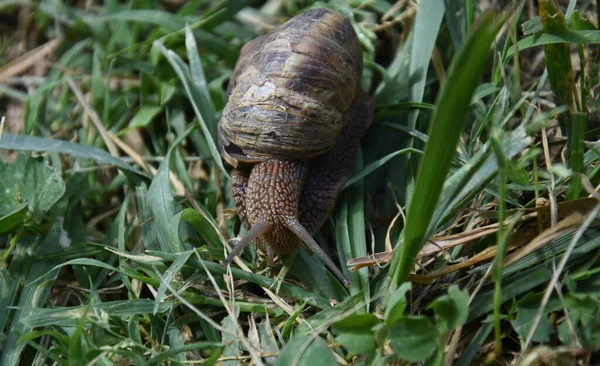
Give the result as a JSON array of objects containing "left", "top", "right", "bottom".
[{"left": 219, "top": 8, "right": 363, "bottom": 166}]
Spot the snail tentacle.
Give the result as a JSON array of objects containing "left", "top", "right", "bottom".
[
  {"left": 285, "top": 218, "right": 350, "bottom": 287},
  {"left": 222, "top": 222, "right": 270, "bottom": 267}
]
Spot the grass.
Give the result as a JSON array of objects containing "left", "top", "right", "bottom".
[{"left": 1, "top": 0, "right": 600, "bottom": 364}]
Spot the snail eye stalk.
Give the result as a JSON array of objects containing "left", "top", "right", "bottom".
[
  {"left": 285, "top": 219, "right": 351, "bottom": 287},
  {"left": 222, "top": 222, "right": 269, "bottom": 267}
]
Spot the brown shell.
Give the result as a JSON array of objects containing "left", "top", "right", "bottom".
[{"left": 219, "top": 8, "right": 363, "bottom": 165}]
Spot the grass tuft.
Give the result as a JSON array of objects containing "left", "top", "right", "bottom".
[{"left": 1, "top": 1, "right": 600, "bottom": 364}]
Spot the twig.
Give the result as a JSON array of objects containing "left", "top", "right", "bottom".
[
  {"left": 0, "top": 116, "right": 5, "bottom": 141},
  {"left": 0, "top": 39, "right": 62, "bottom": 83},
  {"left": 541, "top": 120, "right": 557, "bottom": 226}
]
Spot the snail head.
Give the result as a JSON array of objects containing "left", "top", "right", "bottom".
[{"left": 220, "top": 159, "right": 350, "bottom": 286}]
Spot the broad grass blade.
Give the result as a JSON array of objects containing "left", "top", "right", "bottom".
[
  {"left": 0, "top": 133, "right": 148, "bottom": 179},
  {"left": 389, "top": 12, "right": 504, "bottom": 288},
  {"left": 0, "top": 224, "right": 64, "bottom": 366}
]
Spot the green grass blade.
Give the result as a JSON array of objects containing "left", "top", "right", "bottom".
[
  {"left": 221, "top": 315, "right": 240, "bottom": 366},
  {"left": 185, "top": 24, "right": 217, "bottom": 137},
  {"left": 291, "top": 250, "right": 348, "bottom": 302},
  {"left": 468, "top": 266, "right": 552, "bottom": 321},
  {"left": 154, "top": 42, "right": 228, "bottom": 178},
  {"left": 21, "top": 300, "right": 174, "bottom": 328},
  {"left": 539, "top": 1, "right": 576, "bottom": 120},
  {"left": 0, "top": 223, "right": 64, "bottom": 366},
  {"left": 296, "top": 292, "right": 365, "bottom": 334},
  {"left": 146, "top": 342, "right": 222, "bottom": 365},
  {"left": 434, "top": 127, "right": 532, "bottom": 230},
  {"left": 91, "top": 9, "right": 195, "bottom": 30},
  {"left": 68, "top": 306, "right": 88, "bottom": 366},
  {"left": 406, "top": 0, "right": 445, "bottom": 149},
  {"left": 138, "top": 126, "right": 198, "bottom": 253},
  {"left": 180, "top": 207, "right": 222, "bottom": 248},
  {"left": 335, "top": 198, "right": 355, "bottom": 289},
  {"left": 148, "top": 251, "right": 331, "bottom": 309},
  {"left": 0, "top": 133, "right": 148, "bottom": 179},
  {"left": 454, "top": 322, "right": 494, "bottom": 366},
  {"left": 471, "top": 228, "right": 600, "bottom": 279},
  {"left": 276, "top": 334, "right": 337, "bottom": 366},
  {"left": 566, "top": 113, "right": 587, "bottom": 199},
  {"left": 141, "top": 165, "right": 185, "bottom": 252},
  {"left": 505, "top": 30, "right": 600, "bottom": 60},
  {"left": 342, "top": 148, "right": 423, "bottom": 190},
  {"left": 348, "top": 149, "right": 369, "bottom": 307},
  {"left": 377, "top": 122, "right": 429, "bottom": 142},
  {"left": 0, "top": 269, "right": 19, "bottom": 332},
  {"left": 28, "top": 258, "right": 161, "bottom": 289},
  {"left": 389, "top": 12, "right": 504, "bottom": 289},
  {"left": 154, "top": 250, "right": 193, "bottom": 314}
]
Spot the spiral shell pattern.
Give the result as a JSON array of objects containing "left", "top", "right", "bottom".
[{"left": 219, "top": 8, "right": 363, "bottom": 164}]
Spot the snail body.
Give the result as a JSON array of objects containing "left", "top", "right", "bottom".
[{"left": 219, "top": 8, "right": 372, "bottom": 286}]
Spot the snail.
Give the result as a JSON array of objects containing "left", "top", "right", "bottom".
[{"left": 218, "top": 8, "right": 373, "bottom": 286}]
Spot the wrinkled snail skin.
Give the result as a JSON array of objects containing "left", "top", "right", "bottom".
[{"left": 218, "top": 8, "right": 373, "bottom": 286}]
